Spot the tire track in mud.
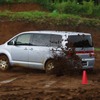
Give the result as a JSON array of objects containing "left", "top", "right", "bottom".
[
  {"left": 0, "top": 67, "right": 100, "bottom": 100},
  {"left": 0, "top": 85, "right": 100, "bottom": 100}
]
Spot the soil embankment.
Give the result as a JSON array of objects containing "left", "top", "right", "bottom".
[
  {"left": 0, "top": 21, "right": 100, "bottom": 48},
  {"left": 0, "top": 3, "right": 45, "bottom": 12}
]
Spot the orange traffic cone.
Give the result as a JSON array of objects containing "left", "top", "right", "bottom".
[{"left": 82, "top": 70, "right": 88, "bottom": 84}]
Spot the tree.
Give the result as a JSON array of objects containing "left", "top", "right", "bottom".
[
  {"left": 95, "top": 0, "right": 100, "bottom": 4},
  {"left": 77, "top": 0, "right": 100, "bottom": 4}
]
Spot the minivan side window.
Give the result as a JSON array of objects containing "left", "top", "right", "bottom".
[
  {"left": 8, "top": 38, "right": 16, "bottom": 45},
  {"left": 50, "top": 35, "right": 62, "bottom": 47},
  {"left": 15, "top": 34, "right": 31, "bottom": 45},
  {"left": 31, "top": 34, "right": 50, "bottom": 46}
]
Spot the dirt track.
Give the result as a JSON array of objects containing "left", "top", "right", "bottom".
[
  {"left": 0, "top": 3, "right": 100, "bottom": 100},
  {"left": 0, "top": 61, "right": 100, "bottom": 100},
  {"left": 0, "top": 51, "right": 99, "bottom": 100}
]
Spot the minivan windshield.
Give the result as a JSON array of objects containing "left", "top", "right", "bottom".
[{"left": 68, "top": 35, "right": 93, "bottom": 47}]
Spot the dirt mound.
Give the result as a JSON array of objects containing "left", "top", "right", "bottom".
[{"left": 0, "top": 3, "right": 46, "bottom": 12}]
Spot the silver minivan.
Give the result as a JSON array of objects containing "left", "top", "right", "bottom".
[{"left": 0, "top": 31, "right": 95, "bottom": 72}]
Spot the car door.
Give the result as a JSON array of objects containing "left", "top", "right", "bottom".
[
  {"left": 10, "top": 33, "right": 32, "bottom": 63},
  {"left": 28, "top": 34, "right": 51, "bottom": 68}
]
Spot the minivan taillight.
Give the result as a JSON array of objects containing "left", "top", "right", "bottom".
[
  {"left": 89, "top": 51, "right": 95, "bottom": 57},
  {"left": 76, "top": 50, "right": 95, "bottom": 57}
]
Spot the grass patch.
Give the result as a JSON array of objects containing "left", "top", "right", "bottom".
[
  {"left": 0, "top": 11, "right": 100, "bottom": 28},
  {"left": 0, "top": 0, "right": 100, "bottom": 18},
  {"left": 95, "top": 48, "right": 100, "bottom": 51}
]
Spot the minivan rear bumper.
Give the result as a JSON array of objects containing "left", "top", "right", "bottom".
[{"left": 82, "top": 58, "right": 95, "bottom": 69}]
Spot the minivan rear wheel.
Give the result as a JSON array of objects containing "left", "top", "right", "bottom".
[
  {"left": 45, "top": 60, "right": 54, "bottom": 74},
  {"left": 0, "top": 55, "right": 10, "bottom": 71}
]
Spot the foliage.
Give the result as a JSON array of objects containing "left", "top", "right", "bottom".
[
  {"left": 92, "top": 4, "right": 100, "bottom": 17},
  {"left": 53, "top": 0, "right": 100, "bottom": 17},
  {"left": 0, "top": 0, "right": 100, "bottom": 18},
  {"left": 0, "top": 0, "right": 14, "bottom": 4},
  {"left": 0, "top": 11, "right": 100, "bottom": 28},
  {"left": 54, "top": 0, "right": 80, "bottom": 14},
  {"left": 0, "top": 0, "right": 50, "bottom": 4},
  {"left": 81, "top": 0, "right": 94, "bottom": 15},
  {"left": 95, "top": 48, "right": 100, "bottom": 51}
]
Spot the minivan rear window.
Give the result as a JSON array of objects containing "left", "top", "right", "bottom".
[{"left": 68, "top": 35, "right": 93, "bottom": 47}]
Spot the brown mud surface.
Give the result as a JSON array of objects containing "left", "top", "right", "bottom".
[
  {"left": 0, "top": 3, "right": 45, "bottom": 12},
  {"left": 0, "top": 3, "right": 100, "bottom": 100},
  {"left": 0, "top": 63, "right": 100, "bottom": 100}
]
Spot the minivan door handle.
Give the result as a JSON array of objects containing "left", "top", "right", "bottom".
[
  {"left": 29, "top": 48, "right": 33, "bottom": 50},
  {"left": 24, "top": 48, "right": 28, "bottom": 50}
]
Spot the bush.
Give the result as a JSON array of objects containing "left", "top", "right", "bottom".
[
  {"left": 65, "top": 0, "right": 81, "bottom": 14},
  {"left": 80, "top": 0, "right": 94, "bottom": 15},
  {"left": 92, "top": 5, "right": 100, "bottom": 17},
  {"left": 0, "top": 0, "right": 50, "bottom": 4},
  {"left": 0, "top": 0, "right": 99, "bottom": 18},
  {"left": 0, "top": 11, "right": 100, "bottom": 27},
  {"left": 0, "top": 0, "right": 14, "bottom": 4},
  {"left": 0, "top": 0, "right": 6, "bottom": 4},
  {"left": 52, "top": 0, "right": 100, "bottom": 18},
  {"left": 54, "top": 0, "right": 82, "bottom": 14}
]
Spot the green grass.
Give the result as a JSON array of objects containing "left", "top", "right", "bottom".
[
  {"left": 0, "top": 11, "right": 100, "bottom": 28},
  {"left": 0, "top": 0, "right": 100, "bottom": 19},
  {"left": 95, "top": 48, "right": 100, "bottom": 51}
]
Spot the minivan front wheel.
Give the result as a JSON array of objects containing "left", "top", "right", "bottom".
[
  {"left": 45, "top": 60, "right": 54, "bottom": 74},
  {"left": 0, "top": 55, "right": 10, "bottom": 71}
]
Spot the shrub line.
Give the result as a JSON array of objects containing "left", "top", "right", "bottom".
[{"left": 0, "top": 11, "right": 100, "bottom": 28}]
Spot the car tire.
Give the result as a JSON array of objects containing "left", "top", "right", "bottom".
[
  {"left": 45, "top": 60, "right": 54, "bottom": 74},
  {"left": 0, "top": 55, "right": 11, "bottom": 71}
]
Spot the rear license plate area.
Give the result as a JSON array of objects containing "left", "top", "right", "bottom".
[{"left": 82, "top": 61, "right": 87, "bottom": 66}]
